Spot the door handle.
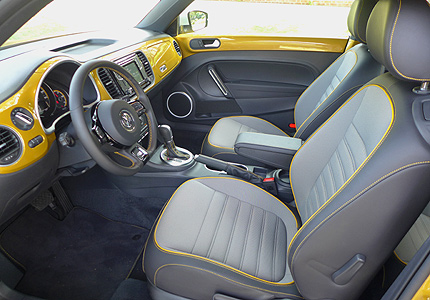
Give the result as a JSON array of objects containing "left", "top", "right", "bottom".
[
  {"left": 208, "top": 65, "right": 232, "bottom": 98},
  {"left": 190, "top": 38, "right": 221, "bottom": 50}
]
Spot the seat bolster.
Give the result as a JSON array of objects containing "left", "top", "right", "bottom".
[
  {"left": 144, "top": 177, "right": 300, "bottom": 300},
  {"left": 201, "top": 116, "right": 288, "bottom": 161},
  {"left": 294, "top": 44, "right": 383, "bottom": 140}
]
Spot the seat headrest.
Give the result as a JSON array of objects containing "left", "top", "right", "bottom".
[
  {"left": 347, "top": 0, "right": 379, "bottom": 43},
  {"left": 367, "top": 0, "right": 430, "bottom": 82}
]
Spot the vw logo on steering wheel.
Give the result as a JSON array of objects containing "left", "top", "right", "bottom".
[{"left": 119, "top": 110, "right": 136, "bottom": 132}]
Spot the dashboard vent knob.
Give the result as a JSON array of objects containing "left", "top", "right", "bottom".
[
  {"left": 0, "top": 127, "right": 22, "bottom": 165},
  {"left": 173, "top": 40, "right": 182, "bottom": 57}
]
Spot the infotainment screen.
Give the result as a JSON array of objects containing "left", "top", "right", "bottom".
[{"left": 124, "top": 62, "right": 144, "bottom": 83}]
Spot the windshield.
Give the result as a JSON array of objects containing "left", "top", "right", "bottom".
[{"left": 2, "top": 0, "right": 160, "bottom": 48}]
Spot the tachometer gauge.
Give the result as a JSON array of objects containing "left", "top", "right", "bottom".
[
  {"left": 38, "top": 82, "right": 56, "bottom": 118},
  {"left": 53, "top": 90, "right": 68, "bottom": 110}
]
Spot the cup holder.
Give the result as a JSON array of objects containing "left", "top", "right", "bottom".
[{"left": 274, "top": 169, "right": 294, "bottom": 203}]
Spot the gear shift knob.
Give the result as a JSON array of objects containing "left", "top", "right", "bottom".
[
  {"left": 158, "top": 124, "right": 190, "bottom": 160},
  {"left": 158, "top": 124, "right": 173, "bottom": 144}
]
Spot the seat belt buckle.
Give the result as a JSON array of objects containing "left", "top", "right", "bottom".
[{"left": 263, "top": 177, "right": 278, "bottom": 196}]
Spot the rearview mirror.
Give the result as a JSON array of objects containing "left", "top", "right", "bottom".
[{"left": 188, "top": 10, "right": 208, "bottom": 32}]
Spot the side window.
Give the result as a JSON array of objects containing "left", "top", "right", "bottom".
[{"left": 179, "top": 0, "right": 353, "bottom": 39}]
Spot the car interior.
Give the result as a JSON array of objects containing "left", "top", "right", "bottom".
[{"left": 0, "top": 0, "right": 430, "bottom": 299}]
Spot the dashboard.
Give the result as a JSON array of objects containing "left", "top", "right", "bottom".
[{"left": 0, "top": 28, "right": 182, "bottom": 224}]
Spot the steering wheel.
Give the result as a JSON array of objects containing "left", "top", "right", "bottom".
[{"left": 69, "top": 60, "right": 158, "bottom": 176}]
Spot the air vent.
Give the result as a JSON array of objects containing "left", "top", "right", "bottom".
[
  {"left": 136, "top": 52, "right": 154, "bottom": 80},
  {"left": 0, "top": 127, "right": 21, "bottom": 165},
  {"left": 173, "top": 40, "right": 182, "bottom": 57},
  {"left": 97, "top": 68, "right": 122, "bottom": 98}
]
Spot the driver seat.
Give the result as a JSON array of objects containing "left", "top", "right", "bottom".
[{"left": 144, "top": 0, "right": 430, "bottom": 299}]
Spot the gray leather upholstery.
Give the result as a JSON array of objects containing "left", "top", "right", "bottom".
[
  {"left": 201, "top": 0, "right": 383, "bottom": 165},
  {"left": 366, "top": 0, "right": 430, "bottom": 82},
  {"left": 234, "top": 133, "right": 302, "bottom": 170},
  {"left": 395, "top": 203, "right": 430, "bottom": 264},
  {"left": 144, "top": 178, "right": 301, "bottom": 299},
  {"left": 144, "top": 1, "right": 430, "bottom": 299},
  {"left": 347, "top": 0, "right": 379, "bottom": 43}
]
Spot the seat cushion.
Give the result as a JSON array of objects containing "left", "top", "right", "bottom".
[
  {"left": 201, "top": 116, "right": 288, "bottom": 165},
  {"left": 144, "top": 177, "right": 301, "bottom": 300}
]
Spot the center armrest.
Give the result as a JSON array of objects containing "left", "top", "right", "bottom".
[{"left": 234, "top": 132, "right": 302, "bottom": 170}]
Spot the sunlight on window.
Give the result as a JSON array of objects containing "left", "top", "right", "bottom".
[
  {"left": 3, "top": 0, "right": 159, "bottom": 47},
  {"left": 181, "top": 0, "right": 351, "bottom": 39}
]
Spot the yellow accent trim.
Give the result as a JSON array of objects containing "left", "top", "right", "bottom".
[
  {"left": 388, "top": 0, "right": 429, "bottom": 82},
  {"left": 344, "top": 39, "right": 360, "bottom": 51},
  {"left": 294, "top": 49, "right": 358, "bottom": 137},
  {"left": 113, "top": 152, "right": 135, "bottom": 168},
  {"left": 393, "top": 250, "right": 408, "bottom": 266},
  {"left": 176, "top": 35, "right": 348, "bottom": 59},
  {"left": 100, "top": 37, "right": 181, "bottom": 93},
  {"left": 291, "top": 162, "right": 430, "bottom": 273},
  {"left": 152, "top": 177, "right": 298, "bottom": 286},
  {"left": 412, "top": 272, "right": 430, "bottom": 300},
  {"left": 288, "top": 84, "right": 395, "bottom": 257},
  {"left": 154, "top": 264, "right": 303, "bottom": 298},
  {"left": 294, "top": 85, "right": 361, "bottom": 138},
  {"left": 207, "top": 115, "right": 288, "bottom": 150},
  {"left": 0, "top": 58, "right": 67, "bottom": 174}
]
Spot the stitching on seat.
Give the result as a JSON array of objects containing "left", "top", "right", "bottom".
[
  {"left": 272, "top": 217, "right": 280, "bottom": 282},
  {"left": 223, "top": 200, "right": 241, "bottom": 264},
  {"left": 335, "top": 149, "right": 347, "bottom": 184},
  {"left": 207, "top": 193, "right": 229, "bottom": 258},
  {"left": 388, "top": 0, "right": 429, "bottom": 81},
  {"left": 153, "top": 264, "right": 302, "bottom": 298},
  {"left": 327, "top": 160, "right": 337, "bottom": 193},
  {"left": 291, "top": 161, "right": 430, "bottom": 275},
  {"left": 343, "top": 136, "right": 357, "bottom": 171},
  {"left": 293, "top": 51, "right": 358, "bottom": 130},
  {"left": 295, "top": 85, "right": 361, "bottom": 139},
  {"left": 289, "top": 84, "right": 396, "bottom": 254},
  {"left": 152, "top": 177, "right": 298, "bottom": 285},
  {"left": 191, "top": 190, "right": 216, "bottom": 255},
  {"left": 351, "top": 122, "right": 368, "bottom": 155},
  {"left": 240, "top": 205, "right": 254, "bottom": 270},
  {"left": 255, "top": 209, "right": 267, "bottom": 278}
]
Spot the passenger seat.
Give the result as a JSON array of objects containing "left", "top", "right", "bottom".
[{"left": 201, "top": 0, "right": 384, "bottom": 166}]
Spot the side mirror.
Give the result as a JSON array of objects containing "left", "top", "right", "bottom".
[{"left": 187, "top": 10, "right": 208, "bottom": 32}]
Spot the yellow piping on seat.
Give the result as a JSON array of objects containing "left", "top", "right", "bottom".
[
  {"left": 152, "top": 177, "right": 298, "bottom": 286},
  {"left": 153, "top": 264, "right": 304, "bottom": 299},
  {"left": 288, "top": 84, "right": 395, "bottom": 256}
]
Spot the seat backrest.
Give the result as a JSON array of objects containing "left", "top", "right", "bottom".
[
  {"left": 293, "top": 0, "right": 383, "bottom": 140},
  {"left": 288, "top": 0, "right": 430, "bottom": 299}
]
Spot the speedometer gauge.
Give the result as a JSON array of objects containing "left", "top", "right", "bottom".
[
  {"left": 38, "top": 87, "right": 51, "bottom": 115},
  {"left": 53, "top": 90, "right": 68, "bottom": 110}
]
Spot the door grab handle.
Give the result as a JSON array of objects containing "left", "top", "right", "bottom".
[
  {"left": 208, "top": 66, "right": 229, "bottom": 97},
  {"left": 204, "top": 39, "right": 220, "bottom": 48}
]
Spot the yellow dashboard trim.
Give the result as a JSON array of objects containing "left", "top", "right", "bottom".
[
  {"left": 175, "top": 35, "right": 348, "bottom": 58},
  {"left": 0, "top": 58, "right": 71, "bottom": 174}
]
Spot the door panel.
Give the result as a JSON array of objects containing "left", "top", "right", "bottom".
[{"left": 161, "top": 36, "right": 346, "bottom": 135}]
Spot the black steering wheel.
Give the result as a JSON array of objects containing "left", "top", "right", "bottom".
[{"left": 69, "top": 60, "right": 158, "bottom": 176}]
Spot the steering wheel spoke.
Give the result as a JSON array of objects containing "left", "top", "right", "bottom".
[{"left": 69, "top": 59, "right": 158, "bottom": 176}]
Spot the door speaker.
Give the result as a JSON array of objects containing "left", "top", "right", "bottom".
[{"left": 166, "top": 92, "right": 193, "bottom": 118}]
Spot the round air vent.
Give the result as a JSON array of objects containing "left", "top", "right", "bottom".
[
  {"left": 166, "top": 92, "right": 193, "bottom": 118},
  {"left": 0, "top": 126, "right": 22, "bottom": 166}
]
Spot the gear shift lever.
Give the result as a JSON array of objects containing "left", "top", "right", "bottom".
[{"left": 158, "top": 125, "right": 190, "bottom": 160}]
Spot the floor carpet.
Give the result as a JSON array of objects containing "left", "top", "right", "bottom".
[{"left": 0, "top": 207, "right": 148, "bottom": 300}]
